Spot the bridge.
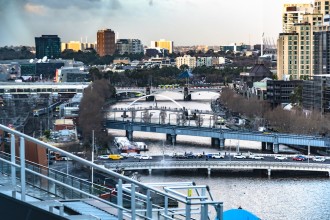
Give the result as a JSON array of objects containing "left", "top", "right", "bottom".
[
  {"left": 0, "top": 124, "right": 224, "bottom": 220},
  {"left": 103, "top": 160, "right": 330, "bottom": 177},
  {"left": 0, "top": 82, "right": 221, "bottom": 100},
  {"left": 105, "top": 120, "right": 330, "bottom": 154}
]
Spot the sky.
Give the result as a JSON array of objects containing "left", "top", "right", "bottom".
[{"left": 0, "top": 0, "right": 311, "bottom": 47}]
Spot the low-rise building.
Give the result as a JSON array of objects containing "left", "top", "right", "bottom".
[
  {"left": 176, "top": 55, "right": 196, "bottom": 69},
  {"left": 267, "top": 80, "right": 303, "bottom": 107},
  {"left": 116, "top": 39, "right": 143, "bottom": 54}
]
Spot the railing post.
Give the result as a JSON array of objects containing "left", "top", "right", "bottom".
[
  {"left": 146, "top": 189, "right": 152, "bottom": 219},
  {"left": 10, "top": 134, "right": 16, "bottom": 198},
  {"left": 164, "top": 195, "right": 168, "bottom": 217},
  {"left": 216, "top": 203, "right": 223, "bottom": 220},
  {"left": 117, "top": 179, "right": 123, "bottom": 220},
  {"left": 20, "top": 136, "right": 26, "bottom": 201},
  {"left": 131, "top": 183, "right": 136, "bottom": 220},
  {"left": 185, "top": 199, "right": 191, "bottom": 220}
]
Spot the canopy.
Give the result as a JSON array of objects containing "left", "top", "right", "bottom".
[
  {"left": 221, "top": 209, "right": 260, "bottom": 220},
  {"left": 178, "top": 70, "right": 193, "bottom": 79}
]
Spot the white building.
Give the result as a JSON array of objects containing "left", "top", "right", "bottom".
[{"left": 176, "top": 55, "right": 196, "bottom": 69}]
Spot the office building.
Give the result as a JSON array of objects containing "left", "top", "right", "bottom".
[
  {"left": 35, "top": 35, "right": 61, "bottom": 59},
  {"left": 151, "top": 39, "right": 173, "bottom": 53},
  {"left": 116, "top": 39, "right": 143, "bottom": 54},
  {"left": 97, "top": 29, "right": 116, "bottom": 56},
  {"left": 176, "top": 55, "right": 196, "bottom": 69},
  {"left": 302, "top": 75, "right": 330, "bottom": 113},
  {"left": 267, "top": 80, "right": 303, "bottom": 107}
]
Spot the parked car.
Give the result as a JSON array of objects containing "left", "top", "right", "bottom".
[
  {"left": 60, "top": 156, "right": 72, "bottom": 161},
  {"left": 292, "top": 155, "right": 306, "bottom": 161},
  {"left": 274, "top": 155, "right": 287, "bottom": 160},
  {"left": 138, "top": 155, "right": 152, "bottom": 160},
  {"left": 313, "top": 156, "right": 326, "bottom": 162},
  {"left": 233, "top": 154, "right": 246, "bottom": 159},
  {"left": 98, "top": 155, "right": 110, "bottom": 160}
]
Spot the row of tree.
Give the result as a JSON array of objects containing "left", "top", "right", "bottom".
[
  {"left": 0, "top": 46, "right": 34, "bottom": 60},
  {"left": 219, "top": 88, "right": 330, "bottom": 135}
]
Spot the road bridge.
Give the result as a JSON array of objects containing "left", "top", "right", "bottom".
[
  {"left": 104, "top": 160, "right": 330, "bottom": 177},
  {"left": 105, "top": 120, "right": 330, "bottom": 153}
]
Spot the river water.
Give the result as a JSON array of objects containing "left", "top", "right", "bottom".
[{"left": 108, "top": 91, "right": 330, "bottom": 220}]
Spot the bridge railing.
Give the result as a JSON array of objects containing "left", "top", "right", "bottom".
[
  {"left": 104, "top": 161, "right": 330, "bottom": 172},
  {"left": 0, "top": 124, "right": 224, "bottom": 220}
]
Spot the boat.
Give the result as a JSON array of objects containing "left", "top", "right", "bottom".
[{"left": 114, "top": 137, "right": 140, "bottom": 153}]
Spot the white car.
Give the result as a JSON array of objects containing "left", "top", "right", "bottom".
[
  {"left": 274, "top": 155, "right": 287, "bottom": 160},
  {"left": 138, "top": 155, "right": 152, "bottom": 160},
  {"left": 98, "top": 155, "right": 109, "bottom": 160},
  {"left": 313, "top": 156, "right": 326, "bottom": 162},
  {"left": 133, "top": 154, "right": 142, "bottom": 159},
  {"left": 253, "top": 155, "right": 264, "bottom": 160},
  {"left": 233, "top": 154, "right": 246, "bottom": 159}
]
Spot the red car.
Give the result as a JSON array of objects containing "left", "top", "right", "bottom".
[{"left": 292, "top": 155, "right": 306, "bottom": 161}]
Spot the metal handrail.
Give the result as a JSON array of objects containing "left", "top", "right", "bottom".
[{"left": 0, "top": 124, "right": 224, "bottom": 220}]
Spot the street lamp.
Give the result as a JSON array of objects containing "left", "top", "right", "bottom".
[
  {"left": 92, "top": 130, "right": 95, "bottom": 186},
  {"left": 308, "top": 140, "right": 310, "bottom": 164}
]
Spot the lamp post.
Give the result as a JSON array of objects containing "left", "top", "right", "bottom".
[
  {"left": 92, "top": 130, "right": 94, "bottom": 186},
  {"left": 140, "top": 112, "right": 143, "bottom": 123},
  {"left": 308, "top": 140, "right": 310, "bottom": 164}
]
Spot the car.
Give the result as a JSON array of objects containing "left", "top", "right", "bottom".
[
  {"left": 109, "top": 154, "right": 123, "bottom": 160},
  {"left": 172, "top": 153, "right": 187, "bottom": 159},
  {"left": 98, "top": 155, "right": 110, "bottom": 160},
  {"left": 313, "top": 156, "right": 326, "bottom": 162},
  {"left": 60, "top": 156, "right": 72, "bottom": 161},
  {"left": 292, "top": 155, "right": 306, "bottom": 161},
  {"left": 274, "top": 155, "right": 287, "bottom": 160},
  {"left": 233, "top": 154, "right": 246, "bottom": 159},
  {"left": 133, "top": 154, "right": 142, "bottom": 159},
  {"left": 138, "top": 155, "right": 152, "bottom": 160},
  {"left": 253, "top": 155, "right": 264, "bottom": 160},
  {"left": 207, "top": 153, "right": 224, "bottom": 159}
]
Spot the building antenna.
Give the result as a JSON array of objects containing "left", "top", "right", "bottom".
[
  {"left": 86, "top": 36, "right": 87, "bottom": 44},
  {"left": 81, "top": 37, "right": 83, "bottom": 43}
]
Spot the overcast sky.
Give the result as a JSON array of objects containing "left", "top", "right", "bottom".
[{"left": 0, "top": 0, "right": 310, "bottom": 47}]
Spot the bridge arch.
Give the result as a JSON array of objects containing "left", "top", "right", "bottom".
[{"left": 127, "top": 94, "right": 184, "bottom": 109}]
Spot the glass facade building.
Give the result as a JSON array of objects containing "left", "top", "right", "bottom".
[{"left": 35, "top": 35, "right": 61, "bottom": 59}]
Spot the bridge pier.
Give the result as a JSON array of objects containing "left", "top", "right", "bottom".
[
  {"left": 267, "top": 169, "right": 271, "bottom": 177},
  {"left": 211, "top": 138, "right": 220, "bottom": 147},
  {"left": 166, "top": 134, "right": 177, "bottom": 145},
  {"left": 148, "top": 168, "right": 152, "bottom": 175},
  {"left": 266, "top": 143, "right": 273, "bottom": 151},
  {"left": 261, "top": 142, "right": 266, "bottom": 151},
  {"left": 183, "top": 87, "right": 191, "bottom": 101},
  {"left": 145, "top": 87, "right": 154, "bottom": 101},
  {"left": 207, "top": 168, "right": 211, "bottom": 176},
  {"left": 125, "top": 130, "right": 133, "bottom": 141},
  {"left": 273, "top": 144, "right": 279, "bottom": 154}
]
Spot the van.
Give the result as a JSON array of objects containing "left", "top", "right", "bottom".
[{"left": 109, "top": 154, "right": 123, "bottom": 160}]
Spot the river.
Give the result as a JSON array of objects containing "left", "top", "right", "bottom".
[{"left": 108, "top": 91, "right": 330, "bottom": 220}]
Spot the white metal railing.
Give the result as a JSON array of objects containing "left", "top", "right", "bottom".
[
  {"left": 0, "top": 124, "right": 223, "bottom": 220},
  {"left": 104, "top": 161, "right": 330, "bottom": 173}
]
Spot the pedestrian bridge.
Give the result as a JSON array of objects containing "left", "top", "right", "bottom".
[
  {"left": 103, "top": 161, "right": 330, "bottom": 177},
  {"left": 106, "top": 120, "right": 330, "bottom": 153}
]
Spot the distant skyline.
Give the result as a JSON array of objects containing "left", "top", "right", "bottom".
[{"left": 0, "top": 0, "right": 310, "bottom": 47}]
